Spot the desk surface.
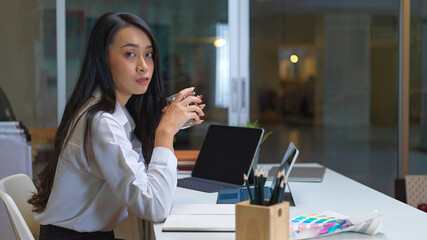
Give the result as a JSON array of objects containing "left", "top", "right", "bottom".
[{"left": 152, "top": 163, "right": 427, "bottom": 240}]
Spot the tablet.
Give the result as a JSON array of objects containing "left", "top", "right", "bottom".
[{"left": 269, "top": 142, "right": 299, "bottom": 190}]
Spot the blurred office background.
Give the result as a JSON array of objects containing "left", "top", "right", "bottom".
[{"left": 1, "top": 0, "right": 426, "bottom": 199}]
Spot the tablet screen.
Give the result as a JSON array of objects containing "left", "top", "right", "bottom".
[{"left": 270, "top": 142, "right": 299, "bottom": 189}]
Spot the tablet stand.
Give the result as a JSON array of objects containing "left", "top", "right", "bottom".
[{"left": 283, "top": 184, "right": 296, "bottom": 207}]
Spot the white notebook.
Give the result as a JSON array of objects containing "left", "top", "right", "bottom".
[{"left": 162, "top": 204, "right": 235, "bottom": 232}]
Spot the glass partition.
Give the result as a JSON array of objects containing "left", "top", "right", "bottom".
[
  {"left": 250, "top": 0, "right": 401, "bottom": 196},
  {"left": 65, "top": 0, "right": 229, "bottom": 149},
  {"left": 0, "top": 0, "right": 57, "bottom": 128},
  {"left": 409, "top": 0, "right": 427, "bottom": 175}
]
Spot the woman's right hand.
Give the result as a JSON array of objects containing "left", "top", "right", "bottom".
[{"left": 155, "top": 87, "right": 205, "bottom": 150}]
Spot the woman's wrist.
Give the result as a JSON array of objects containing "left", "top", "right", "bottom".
[{"left": 154, "top": 125, "right": 174, "bottom": 151}]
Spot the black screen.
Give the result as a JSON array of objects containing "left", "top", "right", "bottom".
[{"left": 191, "top": 124, "right": 264, "bottom": 185}]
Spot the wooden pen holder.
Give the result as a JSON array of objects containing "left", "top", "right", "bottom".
[{"left": 236, "top": 200, "right": 289, "bottom": 240}]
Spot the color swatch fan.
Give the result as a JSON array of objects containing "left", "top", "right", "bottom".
[{"left": 289, "top": 210, "right": 383, "bottom": 239}]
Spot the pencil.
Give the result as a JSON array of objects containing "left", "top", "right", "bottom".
[
  {"left": 280, "top": 169, "right": 285, "bottom": 181},
  {"left": 276, "top": 170, "right": 284, "bottom": 202},
  {"left": 253, "top": 169, "right": 259, "bottom": 205},
  {"left": 264, "top": 170, "right": 269, "bottom": 205},
  {"left": 280, "top": 175, "right": 287, "bottom": 203},
  {"left": 269, "top": 170, "right": 278, "bottom": 205},
  {"left": 269, "top": 170, "right": 282, "bottom": 205},
  {"left": 259, "top": 169, "right": 265, "bottom": 206},
  {"left": 243, "top": 173, "right": 253, "bottom": 203},
  {"left": 277, "top": 170, "right": 286, "bottom": 203},
  {"left": 283, "top": 175, "right": 287, "bottom": 190},
  {"left": 277, "top": 179, "right": 285, "bottom": 203}
]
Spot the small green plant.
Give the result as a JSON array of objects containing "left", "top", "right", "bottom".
[{"left": 244, "top": 120, "right": 273, "bottom": 144}]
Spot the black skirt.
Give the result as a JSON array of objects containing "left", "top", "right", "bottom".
[{"left": 39, "top": 224, "right": 115, "bottom": 240}]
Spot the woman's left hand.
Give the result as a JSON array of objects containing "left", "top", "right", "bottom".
[{"left": 155, "top": 87, "right": 205, "bottom": 150}]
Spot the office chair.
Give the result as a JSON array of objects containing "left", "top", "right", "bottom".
[
  {"left": 405, "top": 175, "right": 427, "bottom": 209},
  {"left": 0, "top": 174, "right": 39, "bottom": 240}
]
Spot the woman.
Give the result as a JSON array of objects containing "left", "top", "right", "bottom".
[{"left": 28, "top": 12, "right": 205, "bottom": 239}]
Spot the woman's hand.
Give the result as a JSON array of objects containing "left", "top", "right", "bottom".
[{"left": 155, "top": 87, "right": 205, "bottom": 150}]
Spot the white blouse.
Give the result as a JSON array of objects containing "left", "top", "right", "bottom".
[{"left": 35, "top": 95, "right": 177, "bottom": 232}]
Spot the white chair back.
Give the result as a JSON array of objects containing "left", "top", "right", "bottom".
[{"left": 0, "top": 174, "right": 39, "bottom": 240}]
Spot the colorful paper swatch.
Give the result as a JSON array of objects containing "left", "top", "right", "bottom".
[
  {"left": 289, "top": 210, "right": 383, "bottom": 239},
  {"left": 289, "top": 212, "right": 353, "bottom": 237}
]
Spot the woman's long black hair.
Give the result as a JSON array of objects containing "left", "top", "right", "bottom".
[{"left": 28, "top": 12, "right": 165, "bottom": 213}]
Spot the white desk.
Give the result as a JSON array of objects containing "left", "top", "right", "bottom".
[{"left": 151, "top": 163, "right": 427, "bottom": 240}]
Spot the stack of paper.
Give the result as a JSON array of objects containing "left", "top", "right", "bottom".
[
  {"left": 162, "top": 204, "right": 235, "bottom": 232},
  {"left": 177, "top": 160, "right": 196, "bottom": 172},
  {"left": 0, "top": 121, "right": 32, "bottom": 179},
  {"left": 175, "top": 150, "right": 198, "bottom": 172},
  {"left": 0, "top": 121, "right": 32, "bottom": 239}
]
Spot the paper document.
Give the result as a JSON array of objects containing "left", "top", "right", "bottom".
[
  {"left": 163, "top": 204, "right": 236, "bottom": 232},
  {"left": 170, "top": 203, "right": 235, "bottom": 215}
]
